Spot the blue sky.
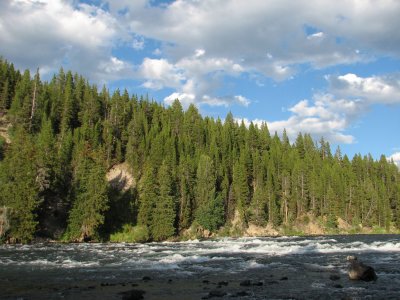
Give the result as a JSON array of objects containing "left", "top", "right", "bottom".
[{"left": 0, "top": 0, "right": 399, "bottom": 165}]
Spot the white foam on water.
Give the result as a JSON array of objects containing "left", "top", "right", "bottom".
[
  {"left": 311, "top": 282, "right": 326, "bottom": 289},
  {"left": 244, "top": 260, "right": 265, "bottom": 269},
  {"left": 1, "top": 236, "right": 399, "bottom": 274},
  {"left": 159, "top": 254, "right": 213, "bottom": 265},
  {"left": 60, "top": 259, "right": 100, "bottom": 268},
  {"left": 0, "top": 258, "right": 100, "bottom": 268},
  {"left": 304, "top": 263, "right": 336, "bottom": 271}
]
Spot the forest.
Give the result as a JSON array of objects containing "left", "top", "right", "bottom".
[{"left": 0, "top": 57, "right": 399, "bottom": 243}]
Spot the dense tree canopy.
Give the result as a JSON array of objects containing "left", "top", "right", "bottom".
[{"left": 0, "top": 57, "right": 399, "bottom": 243}]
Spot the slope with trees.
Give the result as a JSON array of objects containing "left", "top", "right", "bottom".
[{"left": 0, "top": 57, "right": 399, "bottom": 243}]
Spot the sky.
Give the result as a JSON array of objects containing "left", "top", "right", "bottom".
[{"left": 0, "top": 0, "right": 399, "bottom": 166}]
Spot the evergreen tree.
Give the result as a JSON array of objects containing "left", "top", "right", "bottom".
[
  {"left": 151, "top": 161, "right": 176, "bottom": 241},
  {"left": 0, "top": 127, "right": 41, "bottom": 242},
  {"left": 194, "top": 155, "right": 216, "bottom": 214},
  {"left": 232, "top": 159, "right": 249, "bottom": 224},
  {"left": 137, "top": 163, "right": 157, "bottom": 231},
  {"left": 65, "top": 146, "right": 109, "bottom": 241}
]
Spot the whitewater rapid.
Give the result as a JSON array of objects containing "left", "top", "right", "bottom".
[
  {"left": 1, "top": 235, "right": 399, "bottom": 274},
  {"left": 1, "top": 235, "right": 400, "bottom": 299}
]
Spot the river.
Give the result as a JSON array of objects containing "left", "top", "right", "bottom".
[{"left": 1, "top": 235, "right": 400, "bottom": 299}]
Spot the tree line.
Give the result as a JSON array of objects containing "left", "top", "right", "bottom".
[{"left": 0, "top": 57, "right": 399, "bottom": 243}]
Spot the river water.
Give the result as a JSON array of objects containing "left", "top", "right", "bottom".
[{"left": 1, "top": 235, "right": 400, "bottom": 299}]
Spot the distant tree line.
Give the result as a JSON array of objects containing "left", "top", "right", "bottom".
[{"left": 0, "top": 57, "right": 399, "bottom": 243}]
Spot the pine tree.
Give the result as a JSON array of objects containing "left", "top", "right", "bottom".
[
  {"left": 0, "top": 127, "right": 41, "bottom": 242},
  {"left": 137, "top": 163, "right": 157, "bottom": 230},
  {"left": 232, "top": 159, "right": 249, "bottom": 224},
  {"left": 66, "top": 145, "right": 109, "bottom": 241},
  {"left": 194, "top": 155, "right": 216, "bottom": 213},
  {"left": 9, "top": 70, "right": 32, "bottom": 129},
  {"left": 178, "top": 156, "right": 194, "bottom": 230},
  {"left": 151, "top": 161, "right": 176, "bottom": 241}
]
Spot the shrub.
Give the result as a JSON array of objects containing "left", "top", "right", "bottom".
[{"left": 109, "top": 224, "right": 150, "bottom": 243}]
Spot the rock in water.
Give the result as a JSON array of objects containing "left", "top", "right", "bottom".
[
  {"left": 347, "top": 256, "right": 377, "bottom": 282},
  {"left": 119, "top": 289, "right": 146, "bottom": 300}
]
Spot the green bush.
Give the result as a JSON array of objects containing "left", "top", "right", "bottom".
[{"left": 109, "top": 224, "right": 150, "bottom": 243}]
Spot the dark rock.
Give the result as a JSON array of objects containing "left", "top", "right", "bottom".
[
  {"left": 208, "top": 290, "right": 227, "bottom": 297},
  {"left": 203, "top": 280, "right": 210, "bottom": 284},
  {"left": 280, "top": 276, "right": 288, "bottom": 281},
  {"left": 267, "top": 280, "right": 279, "bottom": 285},
  {"left": 252, "top": 281, "right": 263, "bottom": 286},
  {"left": 234, "top": 291, "right": 250, "bottom": 297},
  {"left": 142, "top": 276, "right": 151, "bottom": 281},
  {"left": 218, "top": 281, "right": 228, "bottom": 286},
  {"left": 333, "top": 284, "right": 343, "bottom": 288},
  {"left": 119, "top": 289, "right": 146, "bottom": 300},
  {"left": 239, "top": 280, "right": 251, "bottom": 286},
  {"left": 347, "top": 256, "right": 378, "bottom": 282},
  {"left": 131, "top": 283, "right": 138, "bottom": 287},
  {"left": 87, "top": 286, "right": 96, "bottom": 289},
  {"left": 330, "top": 274, "right": 341, "bottom": 281}
]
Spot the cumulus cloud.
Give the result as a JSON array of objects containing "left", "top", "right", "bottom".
[
  {"left": 116, "top": 0, "right": 400, "bottom": 78},
  {"left": 236, "top": 93, "right": 358, "bottom": 144},
  {"left": 236, "top": 73, "right": 390, "bottom": 144},
  {"left": 103, "top": 0, "right": 400, "bottom": 106},
  {"left": 138, "top": 52, "right": 249, "bottom": 107},
  {"left": 139, "top": 58, "right": 184, "bottom": 90},
  {"left": 389, "top": 152, "right": 400, "bottom": 168},
  {"left": 236, "top": 71, "right": 400, "bottom": 145},
  {"left": 2, "top": 0, "right": 400, "bottom": 108},
  {"left": 327, "top": 73, "right": 400, "bottom": 104},
  {"left": 270, "top": 93, "right": 358, "bottom": 144},
  {"left": 0, "top": 0, "right": 133, "bottom": 81}
]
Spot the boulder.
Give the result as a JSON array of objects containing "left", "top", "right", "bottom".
[
  {"left": 119, "top": 289, "right": 145, "bottom": 300},
  {"left": 347, "top": 256, "right": 377, "bottom": 282}
]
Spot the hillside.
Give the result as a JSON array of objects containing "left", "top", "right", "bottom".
[{"left": 0, "top": 57, "right": 399, "bottom": 243}]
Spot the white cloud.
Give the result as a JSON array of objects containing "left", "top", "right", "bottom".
[
  {"left": 237, "top": 90, "right": 364, "bottom": 144},
  {"left": 138, "top": 54, "right": 249, "bottom": 107},
  {"left": 104, "top": 0, "right": 400, "bottom": 106},
  {"left": 165, "top": 92, "right": 250, "bottom": 108},
  {"left": 307, "top": 32, "right": 325, "bottom": 40},
  {"left": 389, "top": 152, "right": 400, "bottom": 168},
  {"left": 201, "top": 95, "right": 251, "bottom": 107},
  {"left": 2, "top": 0, "right": 400, "bottom": 109},
  {"left": 139, "top": 58, "right": 184, "bottom": 90},
  {"left": 164, "top": 92, "right": 195, "bottom": 107},
  {"left": 132, "top": 36, "right": 145, "bottom": 50},
  {"left": 235, "top": 69, "right": 400, "bottom": 145},
  {"left": 195, "top": 49, "right": 206, "bottom": 58},
  {"left": 122, "top": 0, "right": 396, "bottom": 78},
  {"left": 0, "top": 0, "right": 132, "bottom": 81},
  {"left": 328, "top": 73, "right": 400, "bottom": 104}
]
